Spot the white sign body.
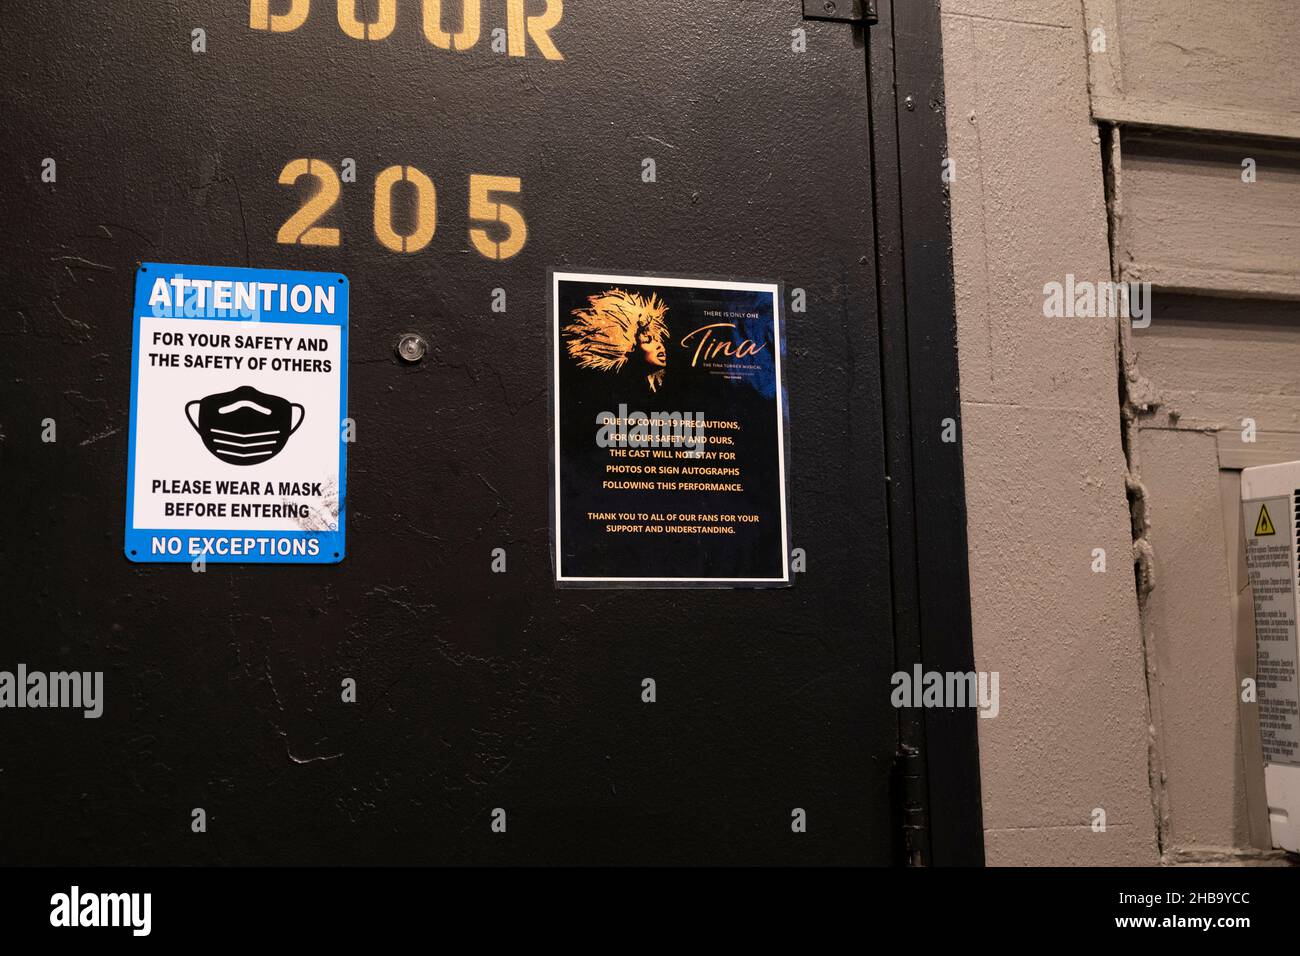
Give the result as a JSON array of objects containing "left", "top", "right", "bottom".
[
  {"left": 1241, "top": 461, "right": 1300, "bottom": 852},
  {"left": 125, "top": 263, "right": 348, "bottom": 564}
]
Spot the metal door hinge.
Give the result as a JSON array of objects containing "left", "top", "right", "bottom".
[
  {"left": 802, "top": 0, "right": 878, "bottom": 24},
  {"left": 893, "top": 742, "right": 929, "bottom": 866}
]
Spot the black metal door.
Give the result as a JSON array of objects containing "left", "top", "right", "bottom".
[{"left": 0, "top": 2, "right": 962, "bottom": 865}]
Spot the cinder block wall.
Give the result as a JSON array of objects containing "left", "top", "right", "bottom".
[{"left": 939, "top": 0, "right": 1158, "bottom": 864}]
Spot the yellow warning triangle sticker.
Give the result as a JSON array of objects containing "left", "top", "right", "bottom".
[{"left": 1255, "top": 503, "right": 1277, "bottom": 536}]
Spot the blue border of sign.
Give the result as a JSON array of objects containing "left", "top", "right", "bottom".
[{"left": 124, "top": 262, "right": 348, "bottom": 564}]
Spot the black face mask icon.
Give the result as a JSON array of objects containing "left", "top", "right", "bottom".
[{"left": 185, "top": 385, "right": 304, "bottom": 466}]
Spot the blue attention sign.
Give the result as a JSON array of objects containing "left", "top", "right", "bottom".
[{"left": 125, "top": 263, "right": 348, "bottom": 564}]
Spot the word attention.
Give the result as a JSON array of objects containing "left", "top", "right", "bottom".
[{"left": 146, "top": 275, "right": 337, "bottom": 317}]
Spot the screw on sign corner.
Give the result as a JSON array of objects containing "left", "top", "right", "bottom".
[{"left": 395, "top": 333, "right": 428, "bottom": 364}]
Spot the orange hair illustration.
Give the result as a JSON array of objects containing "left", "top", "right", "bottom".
[{"left": 563, "top": 288, "right": 669, "bottom": 390}]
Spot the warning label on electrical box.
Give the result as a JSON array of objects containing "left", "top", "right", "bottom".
[{"left": 1243, "top": 496, "right": 1300, "bottom": 766}]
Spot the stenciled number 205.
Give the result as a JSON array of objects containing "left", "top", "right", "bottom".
[{"left": 276, "top": 158, "right": 526, "bottom": 259}]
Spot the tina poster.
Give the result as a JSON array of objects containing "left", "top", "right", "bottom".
[{"left": 550, "top": 270, "right": 790, "bottom": 586}]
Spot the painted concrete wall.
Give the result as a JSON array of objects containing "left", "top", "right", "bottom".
[
  {"left": 1118, "top": 132, "right": 1300, "bottom": 299},
  {"left": 1084, "top": 0, "right": 1300, "bottom": 139},
  {"left": 942, "top": 0, "right": 1300, "bottom": 864},
  {"left": 1129, "top": 295, "right": 1300, "bottom": 858},
  {"left": 940, "top": 0, "right": 1157, "bottom": 864},
  {"left": 1089, "top": 4, "right": 1299, "bottom": 864}
]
